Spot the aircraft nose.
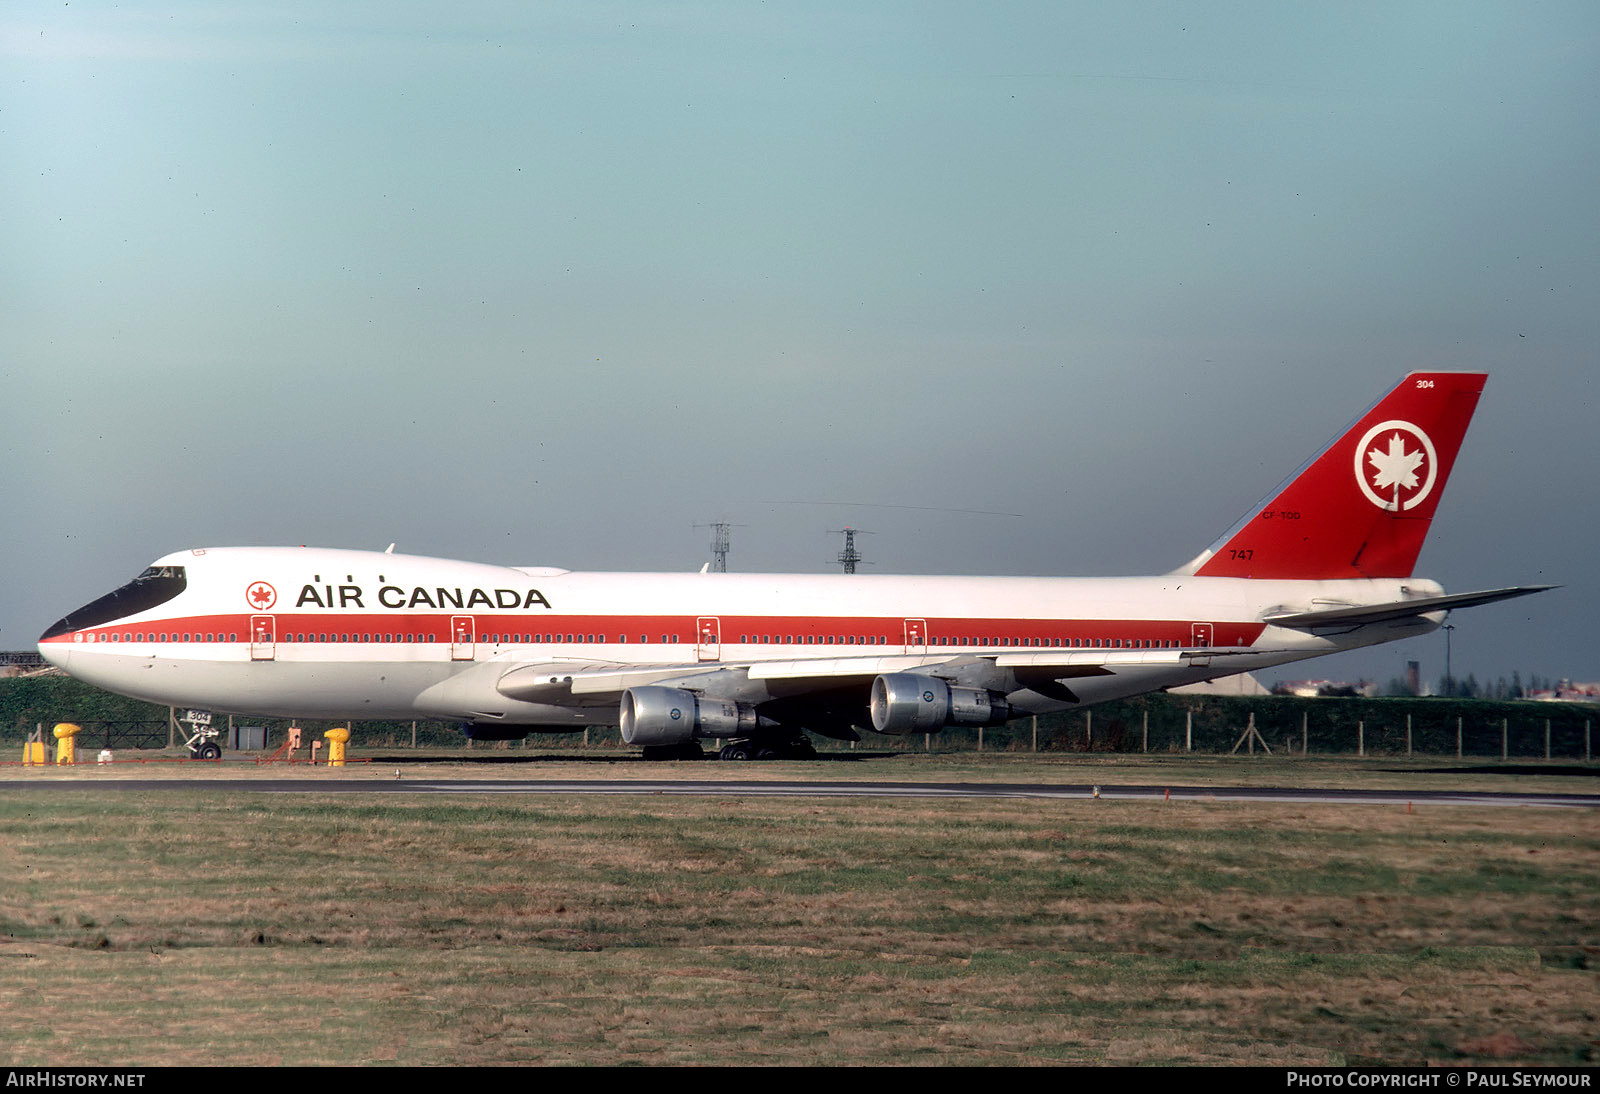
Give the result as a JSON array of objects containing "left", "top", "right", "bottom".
[{"left": 37, "top": 632, "right": 71, "bottom": 671}]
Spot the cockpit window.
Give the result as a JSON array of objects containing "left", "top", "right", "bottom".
[{"left": 40, "top": 566, "right": 189, "bottom": 640}]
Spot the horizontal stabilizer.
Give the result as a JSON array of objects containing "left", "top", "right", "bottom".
[{"left": 1266, "top": 585, "right": 1555, "bottom": 628}]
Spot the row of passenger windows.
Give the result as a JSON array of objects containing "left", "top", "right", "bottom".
[
  {"left": 98, "top": 632, "right": 240, "bottom": 643},
  {"left": 275, "top": 633, "right": 643, "bottom": 644},
  {"left": 740, "top": 634, "right": 886, "bottom": 645},
  {"left": 738, "top": 635, "right": 1188, "bottom": 648},
  {"left": 92, "top": 632, "right": 677, "bottom": 644}
]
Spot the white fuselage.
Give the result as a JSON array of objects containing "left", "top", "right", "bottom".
[{"left": 39, "top": 546, "right": 1443, "bottom": 727}]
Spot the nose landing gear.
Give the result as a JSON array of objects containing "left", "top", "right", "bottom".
[{"left": 178, "top": 710, "right": 223, "bottom": 761}]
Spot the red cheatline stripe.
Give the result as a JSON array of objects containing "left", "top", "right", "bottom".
[{"left": 47, "top": 613, "right": 1267, "bottom": 649}]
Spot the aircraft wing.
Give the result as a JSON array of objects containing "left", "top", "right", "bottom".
[
  {"left": 496, "top": 654, "right": 964, "bottom": 705},
  {"left": 494, "top": 646, "right": 1245, "bottom": 710}
]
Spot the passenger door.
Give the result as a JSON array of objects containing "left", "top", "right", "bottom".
[
  {"left": 250, "top": 615, "right": 276, "bottom": 661},
  {"left": 451, "top": 615, "right": 476, "bottom": 661}
]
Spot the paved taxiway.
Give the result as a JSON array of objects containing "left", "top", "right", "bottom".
[{"left": 3, "top": 777, "right": 1596, "bottom": 808}]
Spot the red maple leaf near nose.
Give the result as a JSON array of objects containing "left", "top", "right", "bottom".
[{"left": 249, "top": 584, "right": 274, "bottom": 607}]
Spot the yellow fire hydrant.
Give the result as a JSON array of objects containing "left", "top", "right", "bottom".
[
  {"left": 53, "top": 723, "right": 82, "bottom": 766},
  {"left": 324, "top": 726, "right": 349, "bottom": 767}
]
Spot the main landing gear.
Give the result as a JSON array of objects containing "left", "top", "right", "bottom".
[{"left": 716, "top": 736, "right": 818, "bottom": 762}]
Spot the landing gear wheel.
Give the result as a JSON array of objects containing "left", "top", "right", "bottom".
[
  {"left": 719, "top": 743, "right": 751, "bottom": 761},
  {"left": 785, "top": 737, "right": 818, "bottom": 760},
  {"left": 754, "top": 747, "right": 779, "bottom": 761},
  {"left": 196, "top": 742, "right": 222, "bottom": 761}
]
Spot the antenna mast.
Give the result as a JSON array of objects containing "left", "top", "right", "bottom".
[
  {"left": 694, "top": 521, "right": 737, "bottom": 573},
  {"left": 828, "top": 527, "right": 872, "bottom": 574}
]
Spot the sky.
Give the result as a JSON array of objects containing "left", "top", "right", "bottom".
[{"left": 3, "top": 2, "right": 1596, "bottom": 692}]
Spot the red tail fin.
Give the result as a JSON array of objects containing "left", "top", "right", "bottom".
[{"left": 1190, "top": 372, "right": 1486, "bottom": 579}]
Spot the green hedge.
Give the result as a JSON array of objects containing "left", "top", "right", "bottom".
[{"left": 2, "top": 675, "right": 1594, "bottom": 758}]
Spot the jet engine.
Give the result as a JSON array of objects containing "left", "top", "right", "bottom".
[
  {"left": 620, "top": 686, "right": 762, "bottom": 746},
  {"left": 869, "top": 673, "right": 1012, "bottom": 735}
]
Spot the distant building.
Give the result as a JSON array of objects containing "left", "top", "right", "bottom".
[
  {"left": 0, "top": 651, "right": 47, "bottom": 678},
  {"left": 1271, "top": 679, "right": 1378, "bottom": 699},
  {"left": 1526, "top": 680, "right": 1600, "bottom": 703}
]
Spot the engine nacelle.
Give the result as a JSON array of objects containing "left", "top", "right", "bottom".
[
  {"left": 620, "top": 686, "right": 760, "bottom": 746},
  {"left": 869, "top": 673, "right": 1012, "bottom": 735}
]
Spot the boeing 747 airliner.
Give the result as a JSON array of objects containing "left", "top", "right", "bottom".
[{"left": 39, "top": 372, "right": 1550, "bottom": 759}]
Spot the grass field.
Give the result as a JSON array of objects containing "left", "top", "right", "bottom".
[{"left": 1, "top": 756, "right": 1596, "bottom": 1065}]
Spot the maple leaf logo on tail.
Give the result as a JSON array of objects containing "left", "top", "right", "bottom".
[
  {"left": 1370, "top": 433, "right": 1424, "bottom": 494},
  {"left": 1353, "top": 420, "right": 1437, "bottom": 511}
]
